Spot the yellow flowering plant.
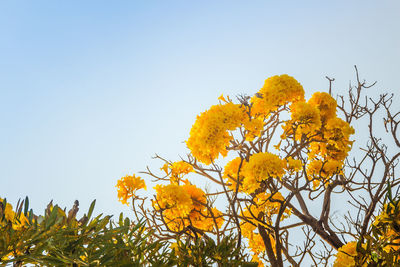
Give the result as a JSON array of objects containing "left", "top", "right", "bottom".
[{"left": 117, "top": 68, "right": 400, "bottom": 266}]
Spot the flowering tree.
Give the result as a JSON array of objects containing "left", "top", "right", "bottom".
[{"left": 117, "top": 67, "right": 400, "bottom": 266}]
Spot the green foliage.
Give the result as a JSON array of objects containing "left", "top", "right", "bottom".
[
  {"left": 171, "top": 235, "right": 253, "bottom": 267},
  {"left": 358, "top": 187, "right": 400, "bottom": 266},
  {"left": 0, "top": 198, "right": 249, "bottom": 266}
]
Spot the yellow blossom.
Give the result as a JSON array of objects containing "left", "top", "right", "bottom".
[
  {"left": 1, "top": 198, "right": 31, "bottom": 230},
  {"left": 323, "top": 117, "right": 355, "bottom": 161},
  {"left": 382, "top": 229, "right": 400, "bottom": 252},
  {"left": 251, "top": 74, "right": 305, "bottom": 116},
  {"left": 182, "top": 181, "right": 207, "bottom": 209},
  {"left": 284, "top": 101, "right": 321, "bottom": 140},
  {"left": 218, "top": 94, "right": 228, "bottom": 103},
  {"left": 187, "top": 102, "right": 246, "bottom": 164},
  {"left": 333, "top": 242, "right": 357, "bottom": 267},
  {"left": 308, "top": 118, "right": 354, "bottom": 164},
  {"left": 308, "top": 92, "right": 337, "bottom": 121},
  {"left": 243, "top": 117, "right": 264, "bottom": 141},
  {"left": 116, "top": 174, "right": 146, "bottom": 205},
  {"left": 162, "top": 161, "right": 193, "bottom": 184},
  {"left": 0, "top": 198, "right": 15, "bottom": 222},
  {"left": 153, "top": 182, "right": 224, "bottom": 233},
  {"left": 333, "top": 241, "right": 368, "bottom": 267},
  {"left": 170, "top": 242, "right": 179, "bottom": 254},
  {"left": 12, "top": 212, "right": 30, "bottom": 230},
  {"left": 286, "top": 157, "right": 303, "bottom": 173},
  {"left": 191, "top": 207, "right": 224, "bottom": 231},
  {"left": 154, "top": 184, "right": 193, "bottom": 218},
  {"left": 242, "top": 152, "right": 285, "bottom": 194}
]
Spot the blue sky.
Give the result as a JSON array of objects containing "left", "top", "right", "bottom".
[{"left": 1, "top": 0, "right": 399, "bottom": 218}]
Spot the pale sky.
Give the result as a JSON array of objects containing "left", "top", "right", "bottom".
[{"left": 1, "top": 0, "right": 399, "bottom": 222}]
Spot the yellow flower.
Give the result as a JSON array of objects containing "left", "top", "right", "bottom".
[
  {"left": 191, "top": 207, "right": 224, "bottom": 231},
  {"left": 218, "top": 94, "right": 228, "bottom": 103},
  {"left": 307, "top": 116, "right": 354, "bottom": 164},
  {"left": 382, "top": 229, "right": 400, "bottom": 252},
  {"left": 308, "top": 92, "right": 337, "bottom": 122},
  {"left": 323, "top": 117, "right": 355, "bottom": 161},
  {"left": 12, "top": 212, "right": 30, "bottom": 230},
  {"left": 251, "top": 74, "right": 305, "bottom": 116},
  {"left": 0, "top": 198, "right": 15, "bottom": 222},
  {"left": 154, "top": 184, "right": 193, "bottom": 218},
  {"left": 286, "top": 157, "right": 302, "bottom": 173},
  {"left": 1, "top": 198, "right": 32, "bottom": 230},
  {"left": 284, "top": 101, "right": 321, "bottom": 140},
  {"left": 333, "top": 241, "right": 367, "bottom": 267},
  {"left": 187, "top": 102, "right": 246, "bottom": 164},
  {"left": 182, "top": 181, "right": 207, "bottom": 209},
  {"left": 154, "top": 182, "right": 224, "bottom": 232},
  {"left": 116, "top": 174, "right": 146, "bottom": 205},
  {"left": 243, "top": 117, "right": 264, "bottom": 141},
  {"left": 162, "top": 161, "right": 193, "bottom": 184},
  {"left": 241, "top": 152, "right": 285, "bottom": 194}
]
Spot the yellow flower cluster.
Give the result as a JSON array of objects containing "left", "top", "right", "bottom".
[
  {"left": 285, "top": 157, "right": 302, "bottom": 173},
  {"left": 251, "top": 74, "right": 305, "bottom": 116},
  {"left": 308, "top": 94, "right": 354, "bottom": 160},
  {"left": 243, "top": 117, "right": 264, "bottom": 141},
  {"left": 153, "top": 182, "right": 224, "bottom": 232},
  {"left": 308, "top": 118, "right": 354, "bottom": 162},
  {"left": 187, "top": 102, "right": 246, "bottom": 164},
  {"left": 0, "top": 198, "right": 30, "bottom": 230},
  {"left": 283, "top": 101, "right": 321, "bottom": 140},
  {"left": 277, "top": 91, "right": 354, "bottom": 188},
  {"left": 1, "top": 199, "right": 14, "bottom": 222},
  {"left": 307, "top": 121, "right": 354, "bottom": 187},
  {"left": 323, "top": 117, "right": 355, "bottom": 159},
  {"left": 116, "top": 174, "right": 146, "bottom": 205},
  {"left": 333, "top": 241, "right": 358, "bottom": 267},
  {"left": 154, "top": 183, "right": 196, "bottom": 218},
  {"left": 241, "top": 152, "right": 285, "bottom": 194},
  {"left": 161, "top": 161, "right": 194, "bottom": 184},
  {"left": 308, "top": 92, "right": 337, "bottom": 122}
]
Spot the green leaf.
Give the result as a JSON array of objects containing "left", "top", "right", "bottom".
[
  {"left": 87, "top": 199, "right": 96, "bottom": 220},
  {"left": 96, "top": 216, "right": 111, "bottom": 231},
  {"left": 124, "top": 217, "right": 130, "bottom": 227},
  {"left": 119, "top": 212, "right": 124, "bottom": 227},
  {"left": 24, "top": 196, "right": 29, "bottom": 216}
]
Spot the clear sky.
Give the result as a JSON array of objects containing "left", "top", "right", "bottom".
[{"left": 1, "top": 0, "right": 399, "bottom": 219}]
